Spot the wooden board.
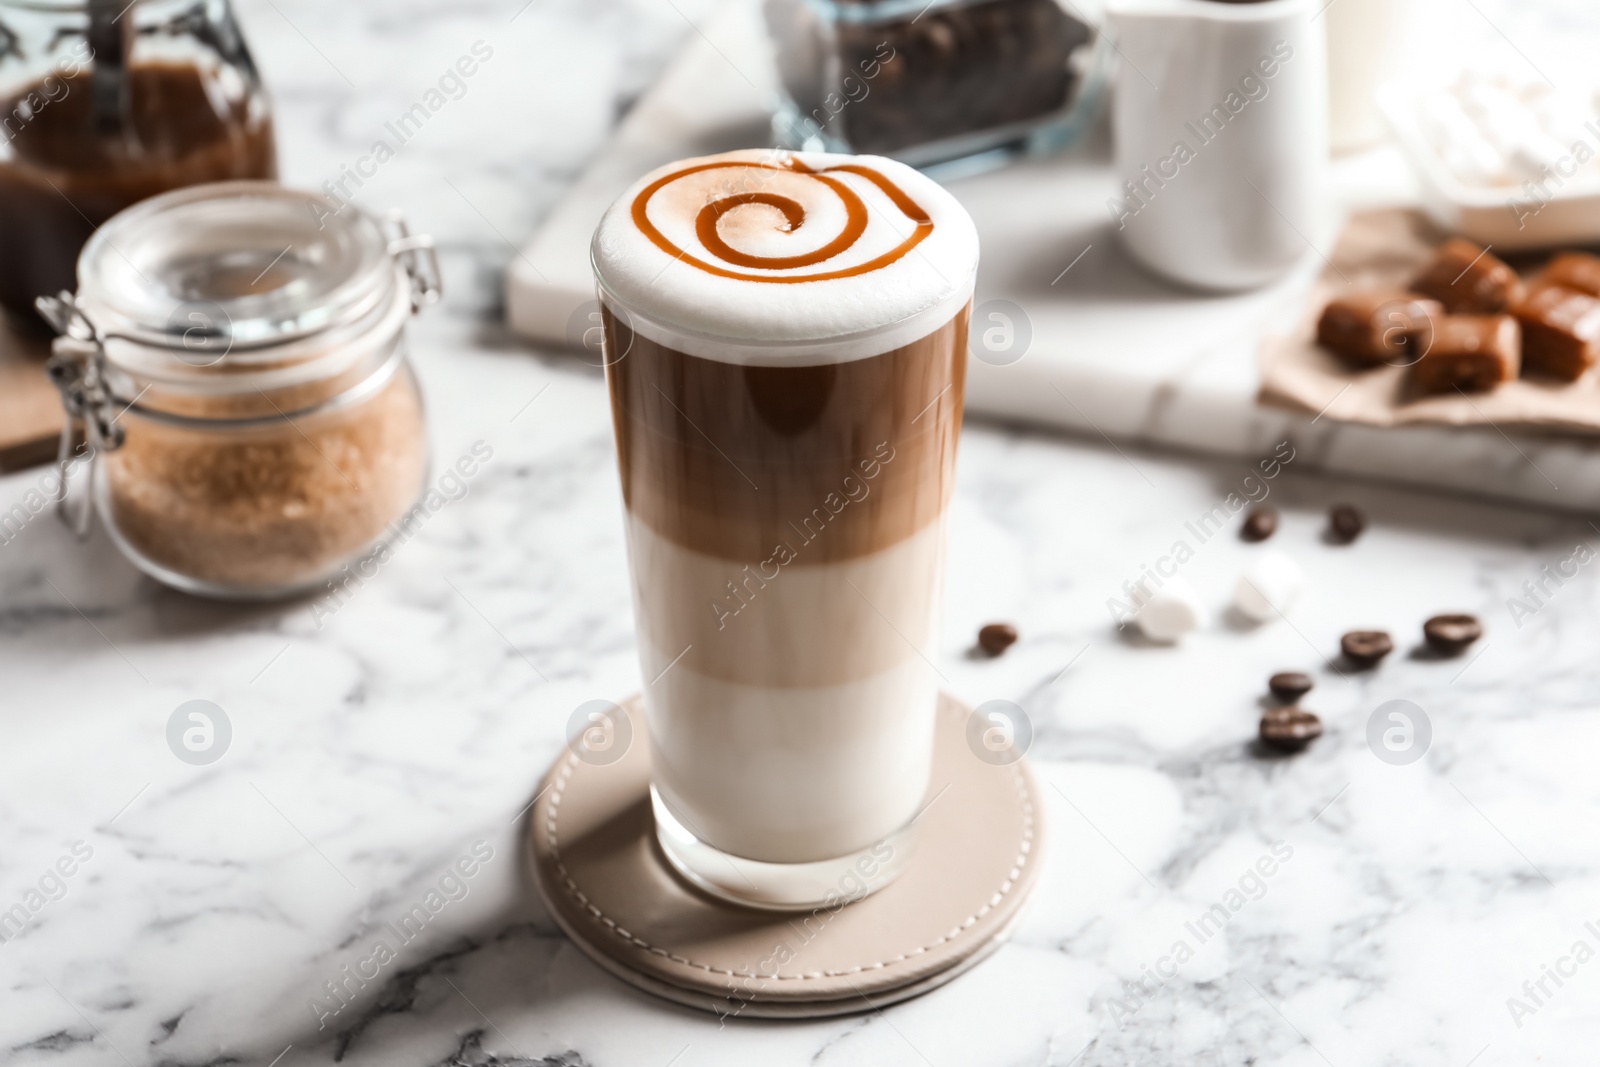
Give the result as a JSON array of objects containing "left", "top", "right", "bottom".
[{"left": 0, "top": 316, "right": 62, "bottom": 472}]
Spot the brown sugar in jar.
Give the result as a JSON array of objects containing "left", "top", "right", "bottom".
[
  {"left": 101, "top": 366, "right": 426, "bottom": 591},
  {"left": 40, "top": 182, "right": 442, "bottom": 599}
]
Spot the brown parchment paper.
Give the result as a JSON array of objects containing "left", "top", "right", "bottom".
[{"left": 1258, "top": 209, "right": 1600, "bottom": 434}]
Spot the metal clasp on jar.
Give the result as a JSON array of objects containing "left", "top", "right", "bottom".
[
  {"left": 383, "top": 212, "right": 443, "bottom": 312},
  {"left": 35, "top": 292, "right": 125, "bottom": 538}
]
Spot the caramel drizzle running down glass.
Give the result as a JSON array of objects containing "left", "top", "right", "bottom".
[{"left": 593, "top": 149, "right": 977, "bottom": 910}]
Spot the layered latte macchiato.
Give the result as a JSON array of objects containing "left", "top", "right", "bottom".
[{"left": 592, "top": 149, "right": 978, "bottom": 908}]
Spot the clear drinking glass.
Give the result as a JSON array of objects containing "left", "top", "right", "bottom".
[{"left": 592, "top": 149, "right": 978, "bottom": 909}]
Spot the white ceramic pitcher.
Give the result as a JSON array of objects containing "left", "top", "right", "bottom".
[{"left": 1106, "top": 0, "right": 1328, "bottom": 291}]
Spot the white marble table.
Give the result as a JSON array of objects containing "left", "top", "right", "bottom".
[{"left": 4, "top": 1, "right": 1600, "bottom": 1064}]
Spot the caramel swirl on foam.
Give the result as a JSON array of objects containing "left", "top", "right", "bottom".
[{"left": 629, "top": 157, "right": 934, "bottom": 284}]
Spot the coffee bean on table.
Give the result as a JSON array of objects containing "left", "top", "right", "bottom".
[
  {"left": 1328, "top": 504, "right": 1367, "bottom": 544},
  {"left": 1341, "top": 630, "right": 1393, "bottom": 668},
  {"left": 1423, "top": 614, "right": 1482, "bottom": 656},
  {"left": 1268, "top": 671, "right": 1314, "bottom": 702},
  {"left": 1241, "top": 507, "right": 1279, "bottom": 542},
  {"left": 1259, "top": 706, "right": 1323, "bottom": 752},
  {"left": 978, "top": 622, "right": 1018, "bottom": 657}
]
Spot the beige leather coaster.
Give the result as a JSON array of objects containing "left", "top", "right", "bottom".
[{"left": 526, "top": 692, "right": 1045, "bottom": 1019}]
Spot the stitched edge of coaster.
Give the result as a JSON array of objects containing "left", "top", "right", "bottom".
[{"left": 540, "top": 736, "right": 1036, "bottom": 983}]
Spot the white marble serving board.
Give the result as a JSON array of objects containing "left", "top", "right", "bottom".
[{"left": 506, "top": 0, "right": 1600, "bottom": 514}]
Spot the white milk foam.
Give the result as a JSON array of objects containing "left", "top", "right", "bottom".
[{"left": 591, "top": 149, "right": 979, "bottom": 364}]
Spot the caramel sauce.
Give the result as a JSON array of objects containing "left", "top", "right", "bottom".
[{"left": 629, "top": 157, "right": 933, "bottom": 284}]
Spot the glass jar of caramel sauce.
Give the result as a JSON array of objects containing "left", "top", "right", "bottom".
[{"left": 0, "top": 0, "right": 276, "bottom": 326}]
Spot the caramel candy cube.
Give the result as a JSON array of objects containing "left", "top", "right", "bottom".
[
  {"left": 1409, "top": 315, "right": 1519, "bottom": 395},
  {"left": 1410, "top": 239, "right": 1523, "bottom": 314},
  {"left": 1537, "top": 252, "right": 1600, "bottom": 298},
  {"left": 1514, "top": 285, "right": 1600, "bottom": 381},
  {"left": 1317, "top": 290, "right": 1440, "bottom": 368}
]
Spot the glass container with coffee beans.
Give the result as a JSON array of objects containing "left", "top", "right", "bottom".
[
  {"left": 0, "top": 0, "right": 277, "bottom": 329},
  {"left": 764, "top": 0, "right": 1108, "bottom": 168}
]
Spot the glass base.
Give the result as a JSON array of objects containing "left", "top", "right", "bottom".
[{"left": 650, "top": 787, "right": 916, "bottom": 912}]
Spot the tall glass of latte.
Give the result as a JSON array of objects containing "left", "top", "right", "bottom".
[{"left": 592, "top": 149, "right": 978, "bottom": 909}]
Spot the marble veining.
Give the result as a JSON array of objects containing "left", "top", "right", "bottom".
[{"left": 4, "top": 0, "right": 1600, "bottom": 1064}]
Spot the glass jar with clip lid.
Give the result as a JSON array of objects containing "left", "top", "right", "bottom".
[{"left": 38, "top": 180, "right": 442, "bottom": 599}]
